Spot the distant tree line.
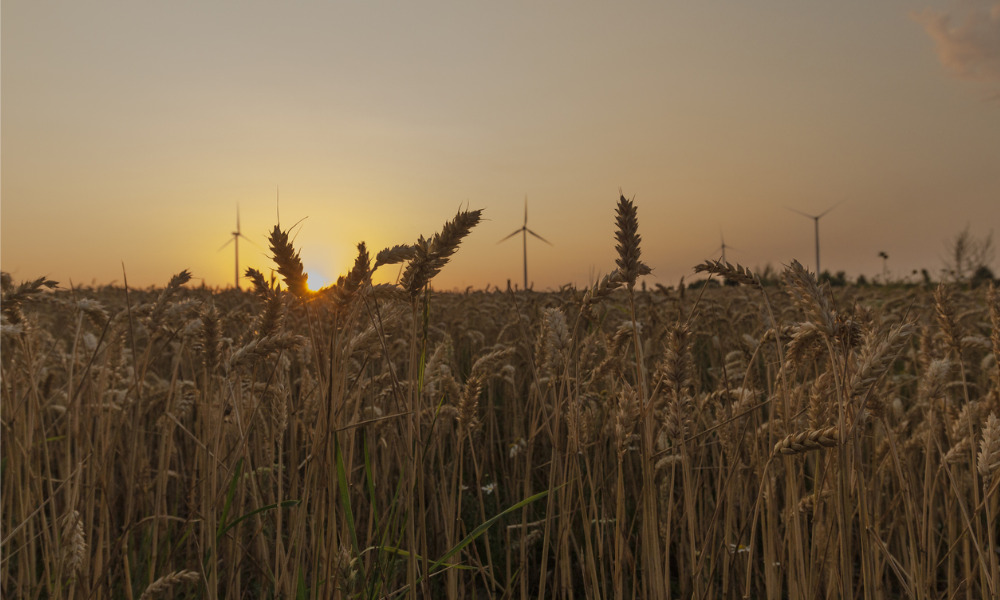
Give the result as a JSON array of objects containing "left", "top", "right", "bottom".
[{"left": 684, "top": 226, "right": 995, "bottom": 290}]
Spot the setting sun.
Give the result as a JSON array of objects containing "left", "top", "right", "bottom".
[
  {"left": 305, "top": 276, "right": 334, "bottom": 293},
  {"left": 302, "top": 260, "right": 338, "bottom": 292}
]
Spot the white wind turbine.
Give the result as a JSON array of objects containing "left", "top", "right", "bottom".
[
  {"left": 712, "top": 230, "right": 738, "bottom": 264},
  {"left": 218, "top": 204, "right": 257, "bottom": 289},
  {"left": 499, "top": 196, "right": 552, "bottom": 290},
  {"left": 786, "top": 202, "right": 842, "bottom": 275}
]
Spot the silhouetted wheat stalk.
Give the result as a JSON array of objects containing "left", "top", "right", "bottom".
[{"left": 4, "top": 197, "right": 1000, "bottom": 600}]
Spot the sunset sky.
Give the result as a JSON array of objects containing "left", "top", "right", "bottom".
[{"left": 2, "top": 1, "right": 998, "bottom": 291}]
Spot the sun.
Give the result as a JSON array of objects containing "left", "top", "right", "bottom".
[
  {"left": 303, "top": 258, "right": 339, "bottom": 292},
  {"left": 306, "top": 273, "right": 336, "bottom": 292},
  {"left": 300, "top": 244, "right": 345, "bottom": 292}
]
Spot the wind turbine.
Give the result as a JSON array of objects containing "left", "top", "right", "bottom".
[
  {"left": 878, "top": 251, "right": 889, "bottom": 283},
  {"left": 786, "top": 202, "right": 842, "bottom": 275},
  {"left": 712, "top": 230, "right": 738, "bottom": 264},
  {"left": 218, "top": 204, "right": 256, "bottom": 289},
  {"left": 498, "top": 196, "right": 552, "bottom": 290}
]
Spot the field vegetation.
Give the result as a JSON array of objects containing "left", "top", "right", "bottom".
[{"left": 2, "top": 197, "right": 999, "bottom": 599}]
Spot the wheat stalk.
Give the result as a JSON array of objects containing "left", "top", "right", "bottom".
[
  {"left": 783, "top": 259, "right": 835, "bottom": 335},
  {"left": 139, "top": 570, "right": 201, "bottom": 599},
  {"left": 373, "top": 244, "right": 416, "bottom": 272},
  {"left": 848, "top": 321, "right": 915, "bottom": 421},
  {"left": 988, "top": 283, "right": 1000, "bottom": 391},
  {"left": 59, "top": 510, "right": 86, "bottom": 577},
  {"left": 400, "top": 208, "right": 483, "bottom": 297},
  {"left": 614, "top": 193, "right": 651, "bottom": 289},
  {"left": 693, "top": 259, "right": 761, "bottom": 288},
  {"left": 581, "top": 269, "right": 623, "bottom": 312},
  {"left": 268, "top": 225, "right": 309, "bottom": 299},
  {"left": 0, "top": 273, "right": 59, "bottom": 324},
  {"left": 979, "top": 413, "right": 1000, "bottom": 483},
  {"left": 773, "top": 426, "right": 840, "bottom": 455}
]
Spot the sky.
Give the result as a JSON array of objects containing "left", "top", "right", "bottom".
[{"left": 2, "top": 1, "right": 998, "bottom": 291}]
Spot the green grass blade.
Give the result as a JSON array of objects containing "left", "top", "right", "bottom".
[
  {"left": 362, "top": 429, "right": 378, "bottom": 524},
  {"left": 216, "top": 458, "right": 243, "bottom": 541},
  {"left": 217, "top": 499, "right": 300, "bottom": 539},
  {"left": 374, "top": 546, "right": 473, "bottom": 570},
  {"left": 334, "top": 435, "right": 360, "bottom": 556},
  {"left": 296, "top": 567, "right": 308, "bottom": 600},
  {"left": 429, "top": 489, "right": 549, "bottom": 574}
]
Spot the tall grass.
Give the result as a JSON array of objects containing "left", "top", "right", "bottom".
[{"left": 2, "top": 199, "right": 998, "bottom": 598}]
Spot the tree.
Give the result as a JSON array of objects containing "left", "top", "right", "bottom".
[
  {"left": 972, "top": 265, "right": 997, "bottom": 287},
  {"left": 819, "top": 270, "right": 847, "bottom": 286},
  {"left": 942, "top": 226, "right": 994, "bottom": 283}
]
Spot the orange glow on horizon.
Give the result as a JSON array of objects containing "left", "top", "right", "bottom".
[{"left": 2, "top": 3, "right": 999, "bottom": 290}]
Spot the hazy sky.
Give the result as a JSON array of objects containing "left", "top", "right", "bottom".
[{"left": 2, "top": 1, "right": 998, "bottom": 291}]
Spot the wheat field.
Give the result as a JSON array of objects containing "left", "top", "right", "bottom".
[{"left": 2, "top": 198, "right": 999, "bottom": 599}]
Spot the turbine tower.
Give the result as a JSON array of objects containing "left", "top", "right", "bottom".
[
  {"left": 714, "top": 230, "right": 737, "bottom": 264},
  {"left": 499, "top": 196, "right": 552, "bottom": 290},
  {"left": 786, "top": 202, "right": 841, "bottom": 275},
  {"left": 218, "top": 204, "right": 256, "bottom": 289}
]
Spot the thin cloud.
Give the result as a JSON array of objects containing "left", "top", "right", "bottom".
[{"left": 913, "top": 1, "right": 1000, "bottom": 90}]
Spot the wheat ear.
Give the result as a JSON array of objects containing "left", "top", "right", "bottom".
[
  {"left": 693, "top": 259, "right": 761, "bottom": 288},
  {"left": 139, "top": 570, "right": 201, "bottom": 599},
  {"left": 783, "top": 259, "right": 835, "bottom": 335},
  {"left": 268, "top": 225, "right": 309, "bottom": 299},
  {"left": 614, "top": 192, "right": 651, "bottom": 289},
  {"left": 979, "top": 413, "right": 1000, "bottom": 483},
  {"left": 773, "top": 426, "right": 840, "bottom": 456},
  {"left": 401, "top": 208, "right": 482, "bottom": 296}
]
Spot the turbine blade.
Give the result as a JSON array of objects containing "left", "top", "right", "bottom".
[
  {"left": 218, "top": 238, "right": 235, "bottom": 251},
  {"left": 238, "top": 233, "right": 263, "bottom": 249},
  {"left": 785, "top": 206, "right": 814, "bottom": 219},
  {"left": 817, "top": 200, "right": 844, "bottom": 219},
  {"left": 498, "top": 229, "right": 522, "bottom": 243},
  {"left": 236, "top": 204, "right": 241, "bottom": 233},
  {"left": 526, "top": 228, "right": 552, "bottom": 245},
  {"left": 524, "top": 195, "right": 528, "bottom": 226}
]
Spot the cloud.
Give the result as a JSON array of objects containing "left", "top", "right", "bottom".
[{"left": 913, "top": 1, "right": 1000, "bottom": 86}]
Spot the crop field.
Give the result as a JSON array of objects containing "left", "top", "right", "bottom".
[{"left": 2, "top": 199, "right": 999, "bottom": 599}]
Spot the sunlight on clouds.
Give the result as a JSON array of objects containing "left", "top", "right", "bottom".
[{"left": 913, "top": 1, "right": 1000, "bottom": 90}]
